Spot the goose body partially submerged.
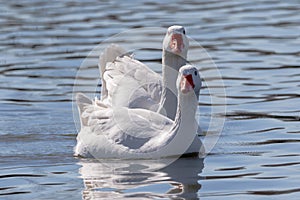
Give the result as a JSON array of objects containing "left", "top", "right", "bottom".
[{"left": 75, "top": 65, "right": 202, "bottom": 158}]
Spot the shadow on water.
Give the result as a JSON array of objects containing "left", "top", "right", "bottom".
[{"left": 78, "top": 157, "right": 204, "bottom": 199}]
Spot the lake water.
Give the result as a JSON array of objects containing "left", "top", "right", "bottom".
[{"left": 1, "top": 0, "right": 300, "bottom": 199}]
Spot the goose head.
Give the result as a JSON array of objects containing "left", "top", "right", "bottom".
[
  {"left": 163, "top": 25, "right": 189, "bottom": 58},
  {"left": 177, "top": 65, "right": 201, "bottom": 95}
]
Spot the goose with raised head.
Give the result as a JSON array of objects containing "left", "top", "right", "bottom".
[
  {"left": 99, "top": 25, "right": 189, "bottom": 120},
  {"left": 74, "top": 64, "right": 202, "bottom": 158}
]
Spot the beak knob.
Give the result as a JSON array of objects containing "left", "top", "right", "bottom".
[
  {"left": 170, "top": 33, "right": 184, "bottom": 54},
  {"left": 180, "top": 74, "right": 194, "bottom": 93}
]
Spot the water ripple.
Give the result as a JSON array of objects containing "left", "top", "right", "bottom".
[{"left": 1, "top": 0, "right": 300, "bottom": 199}]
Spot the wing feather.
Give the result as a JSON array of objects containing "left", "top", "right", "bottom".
[
  {"left": 77, "top": 93, "right": 173, "bottom": 150},
  {"left": 99, "top": 45, "right": 162, "bottom": 110}
]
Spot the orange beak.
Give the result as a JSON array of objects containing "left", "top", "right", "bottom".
[
  {"left": 170, "top": 33, "right": 184, "bottom": 54},
  {"left": 180, "top": 74, "right": 194, "bottom": 93}
]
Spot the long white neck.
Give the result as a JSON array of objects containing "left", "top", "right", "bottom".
[
  {"left": 159, "top": 89, "right": 199, "bottom": 156},
  {"left": 138, "top": 89, "right": 199, "bottom": 156},
  {"left": 173, "top": 90, "right": 199, "bottom": 134},
  {"left": 159, "top": 51, "right": 187, "bottom": 120}
]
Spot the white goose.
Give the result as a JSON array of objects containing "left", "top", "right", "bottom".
[
  {"left": 75, "top": 65, "right": 202, "bottom": 158},
  {"left": 99, "top": 25, "right": 188, "bottom": 120}
]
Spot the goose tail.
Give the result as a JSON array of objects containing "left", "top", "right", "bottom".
[
  {"left": 76, "top": 93, "right": 92, "bottom": 127},
  {"left": 99, "top": 44, "right": 127, "bottom": 100}
]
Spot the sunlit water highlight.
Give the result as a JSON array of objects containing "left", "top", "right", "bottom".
[{"left": 0, "top": 0, "right": 299, "bottom": 199}]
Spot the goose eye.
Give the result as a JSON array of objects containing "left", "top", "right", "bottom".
[
  {"left": 194, "top": 71, "right": 197, "bottom": 76},
  {"left": 183, "top": 29, "right": 186, "bottom": 34}
]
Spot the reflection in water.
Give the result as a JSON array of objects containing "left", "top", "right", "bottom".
[
  {"left": 78, "top": 157, "right": 203, "bottom": 199},
  {"left": 1, "top": 0, "right": 300, "bottom": 199}
]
